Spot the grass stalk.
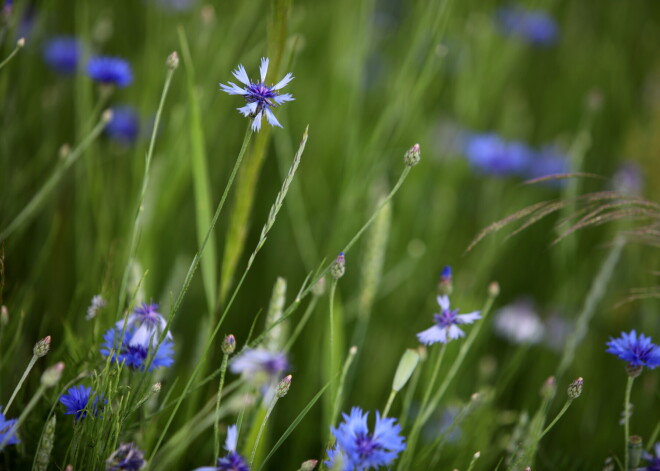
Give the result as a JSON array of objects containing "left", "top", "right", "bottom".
[
  {"left": 4, "top": 354, "right": 37, "bottom": 413},
  {"left": 213, "top": 352, "right": 230, "bottom": 461},
  {"left": 0, "top": 38, "right": 24, "bottom": 71}
]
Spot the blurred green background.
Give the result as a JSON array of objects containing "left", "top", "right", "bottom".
[{"left": 1, "top": 0, "right": 660, "bottom": 469}]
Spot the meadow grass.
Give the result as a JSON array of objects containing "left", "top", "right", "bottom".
[{"left": 1, "top": 0, "right": 660, "bottom": 470}]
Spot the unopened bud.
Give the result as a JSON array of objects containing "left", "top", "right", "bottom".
[
  {"left": 166, "top": 51, "right": 179, "bottom": 70},
  {"left": 392, "top": 349, "right": 420, "bottom": 392},
  {"left": 330, "top": 253, "right": 345, "bottom": 280},
  {"left": 17, "top": 37, "right": 25, "bottom": 48},
  {"left": 59, "top": 143, "right": 71, "bottom": 159},
  {"left": 540, "top": 376, "right": 556, "bottom": 398},
  {"left": 41, "top": 362, "right": 65, "bottom": 388},
  {"left": 473, "top": 451, "right": 481, "bottom": 459},
  {"left": 488, "top": 281, "right": 500, "bottom": 297},
  {"left": 417, "top": 345, "right": 427, "bottom": 361},
  {"left": 567, "top": 377, "right": 583, "bottom": 399},
  {"left": 524, "top": 467, "right": 531, "bottom": 471},
  {"left": 298, "top": 459, "right": 318, "bottom": 471},
  {"left": 102, "top": 109, "right": 113, "bottom": 123},
  {"left": 1, "top": 306, "right": 8, "bottom": 326},
  {"left": 311, "top": 277, "right": 327, "bottom": 297},
  {"left": 438, "top": 265, "right": 452, "bottom": 296},
  {"left": 152, "top": 382, "right": 161, "bottom": 393},
  {"left": 222, "top": 334, "right": 236, "bottom": 354},
  {"left": 626, "top": 363, "right": 643, "bottom": 378},
  {"left": 276, "top": 374, "right": 292, "bottom": 398},
  {"left": 34, "top": 336, "right": 51, "bottom": 357},
  {"left": 403, "top": 143, "right": 421, "bottom": 167},
  {"left": 628, "top": 435, "right": 643, "bottom": 468}
]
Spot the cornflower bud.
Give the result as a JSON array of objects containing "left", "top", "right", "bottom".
[
  {"left": 276, "top": 374, "right": 292, "bottom": 398},
  {"left": 311, "top": 276, "right": 327, "bottom": 297},
  {"left": 403, "top": 143, "right": 421, "bottom": 167},
  {"left": 626, "top": 363, "right": 643, "bottom": 378},
  {"left": 17, "top": 37, "right": 25, "bottom": 48},
  {"left": 330, "top": 253, "right": 345, "bottom": 280},
  {"left": 152, "top": 382, "right": 162, "bottom": 393},
  {"left": 437, "top": 266, "right": 452, "bottom": 296},
  {"left": 41, "top": 362, "right": 65, "bottom": 388},
  {"left": 166, "top": 51, "right": 179, "bottom": 70},
  {"left": 102, "top": 109, "right": 114, "bottom": 123},
  {"left": 222, "top": 334, "right": 236, "bottom": 354},
  {"left": 488, "top": 281, "right": 501, "bottom": 297},
  {"left": 540, "top": 376, "right": 556, "bottom": 399},
  {"left": 298, "top": 459, "right": 318, "bottom": 471},
  {"left": 0, "top": 305, "right": 7, "bottom": 326},
  {"left": 628, "top": 435, "right": 643, "bottom": 468},
  {"left": 34, "top": 336, "right": 51, "bottom": 358},
  {"left": 567, "top": 377, "right": 583, "bottom": 399}
]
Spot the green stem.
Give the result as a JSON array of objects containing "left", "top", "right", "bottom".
[
  {"left": 539, "top": 399, "right": 573, "bottom": 439},
  {"left": 0, "top": 113, "right": 109, "bottom": 242},
  {"left": 250, "top": 397, "right": 279, "bottom": 466},
  {"left": 624, "top": 375, "right": 635, "bottom": 470},
  {"left": 213, "top": 354, "right": 230, "bottom": 461},
  {"left": 466, "top": 452, "right": 480, "bottom": 471},
  {"left": 382, "top": 390, "right": 396, "bottom": 418},
  {"left": 0, "top": 39, "right": 23, "bottom": 71},
  {"left": 116, "top": 65, "right": 177, "bottom": 318},
  {"left": 4, "top": 355, "right": 37, "bottom": 414},
  {"left": 328, "top": 279, "right": 338, "bottom": 380},
  {"left": 0, "top": 385, "right": 44, "bottom": 450},
  {"left": 148, "top": 126, "right": 253, "bottom": 460},
  {"left": 329, "top": 346, "right": 358, "bottom": 431},
  {"left": 283, "top": 297, "right": 319, "bottom": 352}
]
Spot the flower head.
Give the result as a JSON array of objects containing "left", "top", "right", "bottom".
[
  {"left": 106, "top": 443, "right": 146, "bottom": 471},
  {"left": 105, "top": 106, "right": 140, "bottom": 145},
  {"left": 116, "top": 302, "right": 171, "bottom": 349},
  {"left": 497, "top": 6, "right": 559, "bottom": 46},
  {"left": 43, "top": 36, "right": 81, "bottom": 75},
  {"left": 230, "top": 348, "right": 289, "bottom": 382},
  {"left": 417, "top": 295, "right": 481, "bottom": 345},
  {"left": 87, "top": 56, "right": 133, "bottom": 87},
  {"left": 59, "top": 385, "right": 105, "bottom": 421},
  {"left": 219, "top": 57, "right": 294, "bottom": 132},
  {"left": 606, "top": 330, "right": 660, "bottom": 369},
  {"left": 642, "top": 442, "right": 660, "bottom": 471},
  {"left": 0, "top": 407, "right": 19, "bottom": 447},
  {"left": 493, "top": 299, "right": 544, "bottom": 344},
  {"left": 101, "top": 325, "right": 174, "bottom": 372},
  {"left": 192, "top": 425, "right": 250, "bottom": 471},
  {"left": 326, "top": 407, "right": 406, "bottom": 470},
  {"left": 464, "top": 133, "right": 532, "bottom": 177},
  {"left": 524, "top": 146, "right": 569, "bottom": 183}
]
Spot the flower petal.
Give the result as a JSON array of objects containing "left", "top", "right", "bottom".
[
  {"left": 265, "top": 108, "right": 282, "bottom": 128},
  {"left": 417, "top": 325, "right": 447, "bottom": 345},
  {"left": 272, "top": 72, "right": 294, "bottom": 90},
  {"left": 456, "top": 311, "right": 481, "bottom": 324},
  {"left": 220, "top": 82, "right": 248, "bottom": 95},
  {"left": 237, "top": 102, "right": 258, "bottom": 117},
  {"left": 260, "top": 57, "right": 269, "bottom": 82},
  {"left": 437, "top": 295, "right": 450, "bottom": 311},
  {"left": 251, "top": 111, "right": 263, "bottom": 132},
  {"left": 232, "top": 64, "right": 250, "bottom": 85},
  {"left": 273, "top": 93, "right": 295, "bottom": 104}
]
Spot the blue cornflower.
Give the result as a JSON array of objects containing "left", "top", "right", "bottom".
[
  {"left": 230, "top": 348, "right": 289, "bottom": 382},
  {"left": 417, "top": 295, "right": 481, "bottom": 345},
  {"left": 326, "top": 407, "right": 406, "bottom": 471},
  {"left": 87, "top": 56, "right": 133, "bottom": 87},
  {"left": 43, "top": 36, "right": 82, "bottom": 75},
  {"left": 0, "top": 407, "right": 19, "bottom": 447},
  {"left": 606, "top": 330, "right": 660, "bottom": 369},
  {"left": 106, "top": 442, "right": 146, "bottom": 471},
  {"left": 105, "top": 106, "right": 140, "bottom": 145},
  {"left": 641, "top": 442, "right": 660, "bottom": 471},
  {"left": 220, "top": 57, "right": 294, "bottom": 132},
  {"left": 192, "top": 425, "right": 250, "bottom": 471},
  {"left": 101, "top": 325, "right": 174, "bottom": 372},
  {"left": 116, "top": 302, "right": 171, "bottom": 349},
  {"left": 524, "top": 147, "right": 569, "bottom": 182},
  {"left": 59, "top": 385, "right": 105, "bottom": 421},
  {"left": 497, "top": 6, "right": 559, "bottom": 46},
  {"left": 464, "top": 133, "right": 532, "bottom": 177}
]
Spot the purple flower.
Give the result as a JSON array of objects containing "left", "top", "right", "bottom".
[
  {"left": 493, "top": 298, "right": 544, "bottom": 344},
  {"left": 59, "top": 385, "right": 105, "bottom": 421},
  {"left": 326, "top": 407, "right": 406, "bottom": 470},
  {"left": 106, "top": 443, "right": 146, "bottom": 471},
  {"left": 524, "top": 146, "right": 570, "bottom": 182},
  {"left": 230, "top": 348, "right": 289, "bottom": 381},
  {"left": 219, "top": 57, "right": 294, "bottom": 132},
  {"left": 43, "top": 36, "right": 81, "bottom": 75},
  {"left": 464, "top": 133, "right": 532, "bottom": 177},
  {"left": 105, "top": 106, "right": 140, "bottom": 145},
  {"left": 87, "top": 56, "right": 133, "bottom": 87},
  {"left": 417, "top": 295, "right": 481, "bottom": 345},
  {"left": 115, "top": 302, "right": 171, "bottom": 349},
  {"left": 0, "top": 407, "right": 19, "bottom": 448},
  {"left": 641, "top": 442, "right": 660, "bottom": 471},
  {"left": 613, "top": 162, "right": 643, "bottom": 196},
  {"left": 606, "top": 330, "right": 660, "bottom": 369},
  {"left": 192, "top": 425, "right": 249, "bottom": 471},
  {"left": 497, "top": 6, "right": 559, "bottom": 46},
  {"left": 101, "top": 325, "right": 174, "bottom": 372}
]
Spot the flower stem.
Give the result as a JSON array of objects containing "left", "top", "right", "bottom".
[
  {"left": 330, "top": 346, "right": 358, "bottom": 431},
  {"left": 0, "top": 384, "right": 45, "bottom": 450},
  {"left": 328, "top": 279, "right": 338, "bottom": 380},
  {"left": 624, "top": 375, "right": 635, "bottom": 470},
  {"left": 250, "top": 396, "right": 279, "bottom": 466},
  {"left": 382, "top": 390, "right": 397, "bottom": 418},
  {"left": 4, "top": 355, "right": 37, "bottom": 414},
  {"left": 213, "top": 353, "right": 230, "bottom": 461},
  {"left": 539, "top": 399, "right": 573, "bottom": 439},
  {"left": 0, "top": 39, "right": 24, "bottom": 71},
  {"left": 283, "top": 296, "right": 319, "bottom": 352}
]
